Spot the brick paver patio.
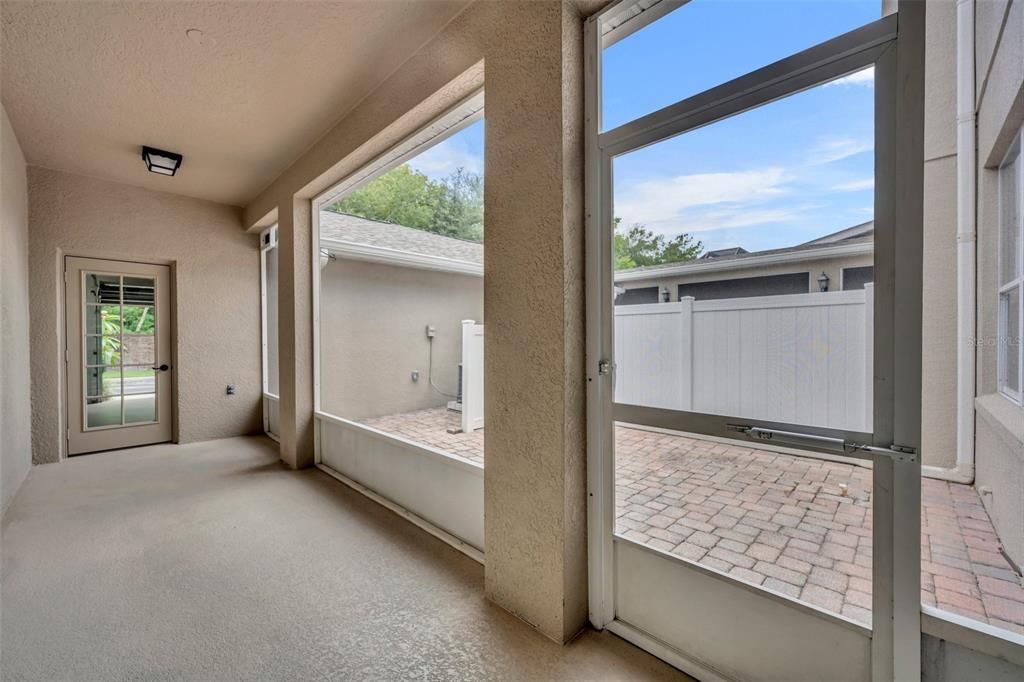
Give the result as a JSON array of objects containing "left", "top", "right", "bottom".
[{"left": 361, "top": 407, "right": 1024, "bottom": 633}]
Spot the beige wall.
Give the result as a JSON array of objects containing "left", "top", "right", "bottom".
[
  {"left": 1, "top": 104, "right": 32, "bottom": 513},
  {"left": 28, "top": 167, "right": 262, "bottom": 464},
  {"left": 974, "top": 0, "right": 1024, "bottom": 567},
  {"left": 618, "top": 253, "right": 873, "bottom": 300},
  {"left": 246, "top": 0, "right": 597, "bottom": 642},
  {"left": 920, "top": 0, "right": 960, "bottom": 470},
  {"left": 482, "top": 2, "right": 588, "bottom": 643},
  {"left": 319, "top": 259, "right": 482, "bottom": 420}
]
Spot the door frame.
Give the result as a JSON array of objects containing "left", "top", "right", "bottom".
[
  {"left": 62, "top": 254, "right": 178, "bottom": 457},
  {"left": 584, "top": 3, "right": 924, "bottom": 680}
]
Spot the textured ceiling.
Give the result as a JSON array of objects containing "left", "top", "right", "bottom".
[{"left": 0, "top": 1, "right": 470, "bottom": 207}]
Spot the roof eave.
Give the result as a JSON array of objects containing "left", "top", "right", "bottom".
[{"left": 320, "top": 237, "right": 483, "bottom": 277}]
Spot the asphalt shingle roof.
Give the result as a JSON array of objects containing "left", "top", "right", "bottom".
[{"left": 318, "top": 211, "right": 483, "bottom": 265}]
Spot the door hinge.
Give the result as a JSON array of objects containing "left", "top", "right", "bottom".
[{"left": 598, "top": 359, "right": 613, "bottom": 376}]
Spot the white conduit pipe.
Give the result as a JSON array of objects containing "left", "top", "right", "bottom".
[{"left": 925, "top": 0, "right": 976, "bottom": 483}]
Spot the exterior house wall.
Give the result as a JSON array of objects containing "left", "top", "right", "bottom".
[
  {"left": 27, "top": 167, "right": 262, "bottom": 464},
  {"left": 1, "top": 104, "right": 32, "bottom": 514},
  {"left": 973, "top": 0, "right": 1024, "bottom": 568},
  {"left": 921, "top": 0, "right": 960, "bottom": 470},
  {"left": 319, "top": 259, "right": 483, "bottom": 421},
  {"left": 617, "top": 252, "right": 872, "bottom": 301}
]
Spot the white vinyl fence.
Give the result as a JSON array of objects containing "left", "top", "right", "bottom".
[
  {"left": 615, "top": 286, "right": 874, "bottom": 432},
  {"left": 460, "top": 320, "right": 484, "bottom": 433}
]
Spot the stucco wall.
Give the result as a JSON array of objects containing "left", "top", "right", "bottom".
[
  {"left": 319, "top": 259, "right": 482, "bottom": 420},
  {"left": 973, "top": 0, "right": 1024, "bottom": 568},
  {"left": 481, "top": 1, "right": 588, "bottom": 642},
  {"left": 28, "top": 167, "right": 262, "bottom": 464},
  {"left": 243, "top": 0, "right": 596, "bottom": 642},
  {"left": 1, "top": 104, "right": 32, "bottom": 513},
  {"left": 920, "top": 0, "right": 960, "bottom": 470}
]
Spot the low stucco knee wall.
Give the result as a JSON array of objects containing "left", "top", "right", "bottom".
[{"left": 974, "top": 395, "right": 1024, "bottom": 569}]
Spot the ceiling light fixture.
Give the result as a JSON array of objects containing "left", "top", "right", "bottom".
[{"left": 141, "top": 146, "right": 183, "bottom": 176}]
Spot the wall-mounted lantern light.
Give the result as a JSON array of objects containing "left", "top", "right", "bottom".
[
  {"left": 142, "top": 146, "right": 183, "bottom": 176},
  {"left": 817, "top": 272, "right": 830, "bottom": 292},
  {"left": 661, "top": 286, "right": 671, "bottom": 303}
]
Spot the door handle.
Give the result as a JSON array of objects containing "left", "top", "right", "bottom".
[{"left": 152, "top": 364, "right": 170, "bottom": 372}]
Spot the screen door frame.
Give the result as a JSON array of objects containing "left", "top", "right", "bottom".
[{"left": 584, "top": 3, "right": 924, "bottom": 680}]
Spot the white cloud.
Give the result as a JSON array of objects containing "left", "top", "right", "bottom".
[
  {"left": 613, "top": 168, "right": 824, "bottom": 236},
  {"left": 809, "top": 136, "right": 873, "bottom": 164},
  {"left": 651, "top": 206, "right": 814, "bottom": 234},
  {"left": 832, "top": 177, "right": 874, "bottom": 192},
  {"left": 411, "top": 140, "right": 483, "bottom": 177},
  {"left": 615, "top": 168, "right": 790, "bottom": 227},
  {"left": 826, "top": 66, "right": 875, "bottom": 88}
]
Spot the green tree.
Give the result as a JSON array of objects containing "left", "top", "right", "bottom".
[
  {"left": 121, "top": 306, "right": 154, "bottom": 334},
  {"left": 327, "top": 164, "right": 484, "bottom": 242},
  {"left": 613, "top": 218, "right": 703, "bottom": 270}
]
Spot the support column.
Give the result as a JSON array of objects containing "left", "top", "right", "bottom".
[
  {"left": 483, "top": 1, "right": 588, "bottom": 643},
  {"left": 277, "top": 197, "right": 314, "bottom": 469}
]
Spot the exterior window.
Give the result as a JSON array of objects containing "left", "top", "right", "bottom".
[
  {"left": 998, "top": 131, "right": 1022, "bottom": 404},
  {"left": 614, "top": 286, "right": 658, "bottom": 305},
  {"left": 841, "top": 265, "right": 874, "bottom": 290}
]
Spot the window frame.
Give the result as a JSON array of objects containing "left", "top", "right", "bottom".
[
  {"left": 259, "top": 224, "right": 280, "bottom": 440},
  {"left": 997, "top": 128, "right": 1023, "bottom": 405},
  {"left": 310, "top": 90, "right": 484, "bottom": 424}
]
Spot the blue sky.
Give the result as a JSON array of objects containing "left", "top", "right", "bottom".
[{"left": 410, "top": 1, "right": 879, "bottom": 253}]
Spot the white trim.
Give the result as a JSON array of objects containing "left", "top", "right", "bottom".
[
  {"left": 312, "top": 204, "right": 322, "bottom": 462},
  {"left": 598, "top": 15, "right": 897, "bottom": 156},
  {"left": 605, "top": 620, "right": 734, "bottom": 682},
  {"left": 617, "top": 535, "right": 872, "bottom": 636},
  {"left": 317, "top": 91, "right": 484, "bottom": 208},
  {"left": 315, "top": 410, "right": 483, "bottom": 476},
  {"left": 259, "top": 225, "right": 279, "bottom": 438},
  {"left": 996, "top": 128, "right": 1023, "bottom": 405},
  {"left": 262, "top": 392, "right": 280, "bottom": 441},
  {"left": 953, "top": 0, "right": 979, "bottom": 486},
  {"left": 584, "top": 11, "right": 615, "bottom": 629},
  {"left": 921, "top": 606, "right": 1024, "bottom": 668},
  {"left": 320, "top": 237, "right": 482, "bottom": 277},
  {"left": 314, "top": 462, "right": 484, "bottom": 565},
  {"left": 840, "top": 264, "right": 875, "bottom": 291},
  {"left": 614, "top": 241, "right": 872, "bottom": 282},
  {"left": 599, "top": 0, "right": 687, "bottom": 49}
]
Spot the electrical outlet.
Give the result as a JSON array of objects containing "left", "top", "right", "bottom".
[
  {"left": 226, "top": 384, "right": 235, "bottom": 395},
  {"left": 425, "top": 325, "right": 436, "bottom": 338},
  {"left": 411, "top": 370, "right": 420, "bottom": 382}
]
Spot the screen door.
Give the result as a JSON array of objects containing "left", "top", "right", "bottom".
[
  {"left": 65, "top": 256, "right": 173, "bottom": 455},
  {"left": 585, "top": 3, "right": 924, "bottom": 681}
]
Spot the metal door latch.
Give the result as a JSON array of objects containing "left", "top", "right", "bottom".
[{"left": 598, "top": 359, "right": 613, "bottom": 376}]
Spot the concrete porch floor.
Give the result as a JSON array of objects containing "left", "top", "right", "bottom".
[
  {"left": 362, "top": 406, "right": 1024, "bottom": 634},
  {"left": 0, "top": 437, "right": 690, "bottom": 681}
]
